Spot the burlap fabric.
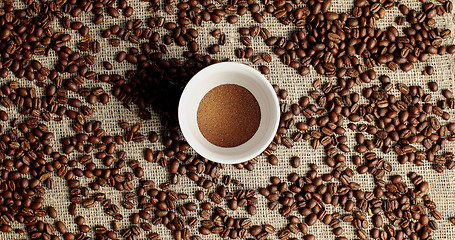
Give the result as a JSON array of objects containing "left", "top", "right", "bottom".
[{"left": 2, "top": 0, "right": 455, "bottom": 239}]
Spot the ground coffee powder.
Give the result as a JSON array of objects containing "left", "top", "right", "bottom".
[{"left": 197, "top": 84, "right": 261, "bottom": 147}]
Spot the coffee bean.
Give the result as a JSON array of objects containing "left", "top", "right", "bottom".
[
  {"left": 253, "top": 13, "right": 264, "bottom": 23},
  {"left": 124, "top": 7, "right": 134, "bottom": 17},
  {"left": 199, "top": 227, "right": 210, "bottom": 235},
  {"left": 235, "top": 48, "right": 245, "bottom": 58},
  {"left": 245, "top": 48, "right": 253, "bottom": 58},
  {"left": 149, "top": 131, "right": 159, "bottom": 142},
  {"left": 306, "top": 214, "right": 318, "bottom": 226},
  {"left": 241, "top": 37, "right": 252, "bottom": 46},
  {"left": 56, "top": 221, "right": 67, "bottom": 234},
  {"left": 194, "top": 191, "right": 204, "bottom": 201},
  {"left": 239, "top": 28, "right": 250, "bottom": 35},
  {"left": 188, "top": 41, "right": 199, "bottom": 53},
  {"left": 208, "top": 44, "right": 220, "bottom": 54},
  {"left": 75, "top": 216, "right": 85, "bottom": 225},
  {"left": 250, "top": 225, "right": 262, "bottom": 236},
  {"left": 103, "top": 61, "right": 113, "bottom": 70},
  {"left": 290, "top": 156, "right": 300, "bottom": 168},
  {"left": 250, "top": 26, "right": 260, "bottom": 37},
  {"left": 268, "top": 154, "right": 278, "bottom": 165},
  {"left": 227, "top": 15, "right": 238, "bottom": 24},
  {"left": 145, "top": 148, "right": 154, "bottom": 162},
  {"left": 0, "top": 111, "right": 8, "bottom": 121},
  {"left": 372, "top": 214, "right": 383, "bottom": 227},
  {"left": 47, "top": 206, "right": 57, "bottom": 218},
  {"left": 425, "top": 66, "right": 434, "bottom": 75},
  {"left": 303, "top": 235, "right": 315, "bottom": 240},
  {"left": 442, "top": 89, "right": 453, "bottom": 99},
  {"left": 69, "top": 99, "right": 82, "bottom": 108},
  {"left": 107, "top": 7, "right": 120, "bottom": 18},
  {"left": 450, "top": 217, "right": 455, "bottom": 225},
  {"left": 429, "top": 82, "right": 438, "bottom": 92},
  {"left": 259, "top": 66, "right": 270, "bottom": 75},
  {"left": 100, "top": 93, "right": 109, "bottom": 104}
]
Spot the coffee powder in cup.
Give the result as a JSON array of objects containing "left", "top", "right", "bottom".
[{"left": 197, "top": 84, "right": 261, "bottom": 147}]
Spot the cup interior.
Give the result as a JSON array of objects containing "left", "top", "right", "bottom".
[{"left": 178, "top": 62, "right": 280, "bottom": 164}]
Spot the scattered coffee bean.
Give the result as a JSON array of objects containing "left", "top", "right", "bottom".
[{"left": 429, "top": 82, "right": 439, "bottom": 92}]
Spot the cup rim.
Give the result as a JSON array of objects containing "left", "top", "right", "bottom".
[{"left": 178, "top": 62, "right": 280, "bottom": 164}]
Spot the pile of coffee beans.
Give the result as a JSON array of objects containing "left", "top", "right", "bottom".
[
  {"left": 0, "top": 0, "right": 455, "bottom": 239},
  {"left": 261, "top": 170, "right": 439, "bottom": 240}
]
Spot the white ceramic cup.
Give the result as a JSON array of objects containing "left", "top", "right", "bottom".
[{"left": 178, "top": 62, "right": 280, "bottom": 164}]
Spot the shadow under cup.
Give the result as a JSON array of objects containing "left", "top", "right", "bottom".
[{"left": 178, "top": 62, "right": 280, "bottom": 164}]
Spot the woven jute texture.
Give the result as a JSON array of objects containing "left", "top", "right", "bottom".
[{"left": 2, "top": 0, "right": 455, "bottom": 239}]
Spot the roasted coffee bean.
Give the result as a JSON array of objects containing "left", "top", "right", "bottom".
[
  {"left": 425, "top": 66, "right": 434, "bottom": 75},
  {"left": 208, "top": 44, "right": 220, "bottom": 54},
  {"left": 268, "top": 154, "right": 279, "bottom": 165},
  {"left": 429, "top": 82, "right": 439, "bottom": 92},
  {"left": 47, "top": 207, "right": 57, "bottom": 219},
  {"left": 0, "top": 111, "right": 8, "bottom": 121},
  {"left": 56, "top": 221, "right": 67, "bottom": 234},
  {"left": 227, "top": 15, "right": 238, "bottom": 24},
  {"left": 290, "top": 156, "right": 301, "bottom": 168},
  {"left": 0, "top": 1, "right": 453, "bottom": 240},
  {"left": 239, "top": 28, "right": 250, "bottom": 36},
  {"left": 260, "top": 66, "right": 270, "bottom": 75},
  {"left": 442, "top": 89, "right": 453, "bottom": 99}
]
